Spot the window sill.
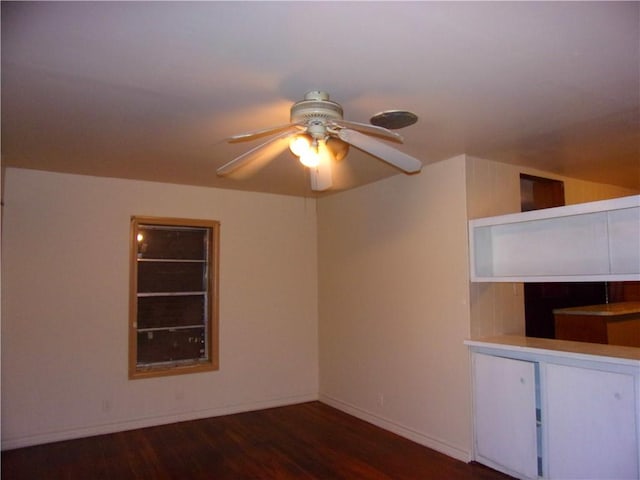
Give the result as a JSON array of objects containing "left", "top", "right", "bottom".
[{"left": 129, "top": 360, "right": 218, "bottom": 380}]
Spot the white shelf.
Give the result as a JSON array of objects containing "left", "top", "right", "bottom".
[{"left": 469, "top": 195, "right": 640, "bottom": 282}]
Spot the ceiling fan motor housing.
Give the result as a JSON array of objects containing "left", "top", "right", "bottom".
[{"left": 290, "top": 90, "right": 344, "bottom": 128}]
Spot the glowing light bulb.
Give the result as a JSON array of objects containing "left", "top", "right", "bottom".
[
  {"left": 137, "top": 233, "right": 144, "bottom": 242},
  {"left": 317, "top": 139, "right": 332, "bottom": 164},
  {"left": 289, "top": 135, "right": 311, "bottom": 156},
  {"left": 299, "top": 149, "right": 320, "bottom": 168}
]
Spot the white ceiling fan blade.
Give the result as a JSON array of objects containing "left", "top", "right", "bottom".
[
  {"left": 225, "top": 123, "right": 302, "bottom": 143},
  {"left": 310, "top": 168, "right": 332, "bottom": 191},
  {"left": 310, "top": 159, "right": 332, "bottom": 191},
  {"left": 331, "top": 119, "right": 403, "bottom": 143},
  {"left": 338, "top": 129, "right": 422, "bottom": 173},
  {"left": 217, "top": 130, "right": 294, "bottom": 176}
]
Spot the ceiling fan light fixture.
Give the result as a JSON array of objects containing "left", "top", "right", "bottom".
[
  {"left": 289, "top": 134, "right": 312, "bottom": 156},
  {"left": 299, "top": 148, "right": 321, "bottom": 168},
  {"left": 326, "top": 137, "right": 350, "bottom": 162},
  {"left": 298, "top": 139, "right": 333, "bottom": 168}
]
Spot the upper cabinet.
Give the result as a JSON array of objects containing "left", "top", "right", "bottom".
[{"left": 469, "top": 195, "right": 640, "bottom": 282}]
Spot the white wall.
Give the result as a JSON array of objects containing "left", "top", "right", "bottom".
[
  {"left": 1, "top": 168, "right": 319, "bottom": 449},
  {"left": 317, "top": 155, "right": 473, "bottom": 461},
  {"left": 3, "top": 159, "right": 637, "bottom": 455},
  {"left": 466, "top": 156, "right": 639, "bottom": 220},
  {"left": 465, "top": 155, "right": 640, "bottom": 338}
]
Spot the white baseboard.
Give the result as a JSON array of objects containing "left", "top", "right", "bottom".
[
  {"left": 319, "top": 394, "right": 471, "bottom": 463},
  {"left": 4, "top": 392, "right": 473, "bottom": 464},
  {"left": 2, "top": 393, "right": 318, "bottom": 451}
]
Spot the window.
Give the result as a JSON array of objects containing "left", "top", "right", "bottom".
[{"left": 129, "top": 216, "right": 219, "bottom": 379}]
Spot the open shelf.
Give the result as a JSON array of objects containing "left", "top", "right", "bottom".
[{"left": 469, "top": 195, "right": 640, "bottom": 282}]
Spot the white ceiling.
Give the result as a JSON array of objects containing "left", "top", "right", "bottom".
[{"left": 2, "top": 1, "right": 639, "bottom": 197}]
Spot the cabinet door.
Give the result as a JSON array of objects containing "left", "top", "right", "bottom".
[
  {"left": 546, "top": 364, "right": 638, "bottom": 479},
  {"left": 473, "top": 353, "right": 539, "bottom": 479}
]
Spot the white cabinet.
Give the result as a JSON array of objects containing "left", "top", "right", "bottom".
[
  {"left": 468, "top": 195, "right": 640, "bottom": 282},
  {"left": 473, "top": 354, "right": 539, "bottom": 479},
  {"left": 466, "top": 337, "right": 640, "bottom": 480},
  {"left": 546, "top": 364, "right": 638, "bottom": 480}
]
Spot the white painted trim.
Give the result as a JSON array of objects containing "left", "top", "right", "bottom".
[
  {"left": 319, "top": 394, "right": 471, "bottom": 463},
  {"left": 2, "top": 393, "right": 319, "bottom": 451}
]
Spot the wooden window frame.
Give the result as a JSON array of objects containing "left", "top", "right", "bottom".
[{"left": 129, "top": 216, "right": 220, "bottom": 379}]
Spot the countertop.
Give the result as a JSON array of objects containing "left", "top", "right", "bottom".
[
  {"left": 464, "top": 334, "right": 640, "bottom": 364},
  {"left": 552, "top": 301, "right": 640, "bottom": 316}
]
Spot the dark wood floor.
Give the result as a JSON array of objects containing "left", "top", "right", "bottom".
[{"left": 2, "top": 401, "right": 514, "bottom": 479}]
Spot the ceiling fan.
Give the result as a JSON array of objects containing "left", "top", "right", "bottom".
[{"left": 216, "top": 91, "right": 422, "bottom": 191}]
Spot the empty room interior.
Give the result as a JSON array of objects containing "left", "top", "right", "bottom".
[{"left": 1, "top": 2, "right": 639, "bottom": 479}]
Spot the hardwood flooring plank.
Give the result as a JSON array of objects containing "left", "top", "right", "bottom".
[{"left": 2, "top": 402, "right": 514, "bottom": 479}]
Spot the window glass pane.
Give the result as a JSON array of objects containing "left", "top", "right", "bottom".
[
  {"left": 137, "top": 328, "right": 206, "bottom": 365},
  {"left": 137, "top": 262, "right": 206, "bottom": 293},
  {"left": 137, "top": 227, "right": 207, "bottom": 260},
  {"left": 130, "top": 216, "right": 219, "bottom": 378},
  {"left": 137, "top": 295, "right": 205, "bottom": 329}
]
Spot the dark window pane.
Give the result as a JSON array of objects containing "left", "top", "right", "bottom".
[
  {"left": 137, "top": 227, "right": 207, "bottom": 260},
  {"left": 137, "top": 295, "right": 205, "bottom": 329},
  {"left": 137, "top": 328, "right": 206, "bottom": 364},
  {"left": 131, "top": 217, "right": 219, "bottom": 376},
  {"left": 138, "top": 262, "right": 205, "bottom": 292}
]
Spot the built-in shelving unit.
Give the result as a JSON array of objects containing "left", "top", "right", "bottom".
[{"left": 469, "top": 195, "right": 640, "bottom": 282}]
